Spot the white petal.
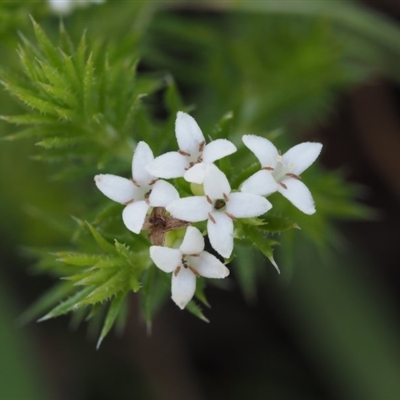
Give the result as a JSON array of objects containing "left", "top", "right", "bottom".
[
  {"left": 190, "top": 251, "right": 230, "bottom": 278},
  {"left": 49, "top": 0, "right": 74, "bottom": 15},
  {"left": 175, "top": 112, "right": 205, "bottom": 155},
  {"left": 146, "top": 152, "right": 188, "bottom": 179},
  {"left": 278, "top": 178, "right": 316, "bottom": 215},
  {"left": 122, "top": 200, "right": 150, "bottom": 233},
  {"left": 167, "top": 197, "right": 210, "bottom": 222},
  {"left": 202, "top": 139, "right": 237, "bottom": 163},
  {"left": 94, "top": 174, "right": 135, "bottom": 204},
  {"left": 242, "top": 135, "right": 279, "bottom": 168},
  {"left": 149, "top": 180, "right": 179, "bottom": 207},
  {"left": 203, "top": 164, "right": 231, "bottom": 200},
  {"left": 184, "top": 163, "right": 207, "bottom": 184},
  {"left": 240, "top": 170, "right": 278, "bottom": 196},
  {"left": 180, "top": 226, "right": 205, "bottom": 254},
  {"left": 207, "top": 212, "right": 234, "bottom": 258},
  {"left": 227, "top": 192, "right": 272, "bottom": 218},
  {"left": 283, "top": 142, "right": 322, "bottom": 175},
  {"left": 171, "top": 267, "right": 196, "bottom": 309},
  {"left": 132, "top": 141, "right": 156, "bottom": 186},
  {"left": 149, "top": 246, "right": 182, "bottom": 273}
]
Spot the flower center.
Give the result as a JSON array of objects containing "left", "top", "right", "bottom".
[
  {"left": 214, "top": 199, "right": 226, "bottom": 211},
  {"left": 174, "top": 255, "right": 200, "bottom": 277},
  {"left": 269, "top": 155, "right": 299, "bottom": 186},
  {"left": 271, "top": 156, "right": 289, "bottom": 182},
  {"left": 182, "top": 141, "right": 206, "bottom": 169}
]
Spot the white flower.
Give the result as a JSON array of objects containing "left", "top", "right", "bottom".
[
  {"left": 94, "top": 141, "right": 179, "bottom": 234},
  {"left": 48, "top": 0, "right": 105, "bottom": 15},
  {"left": 240, "top": 135, "right": 322, "bottom": 215},
  {"left": 147, "top": 111, "right": 237, "bottom": 184},
  {"left": 167, "top": 164, "right": 272, "bottom": 258},
  {"left": 150, "top": 226, "right": 230, "bottom": 309}
]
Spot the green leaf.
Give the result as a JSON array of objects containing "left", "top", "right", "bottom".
[
  {"left": 37, "top": 61, "right": 71, "bottom": 96},
  {"left": 97, "top": 292, "right": 128, "bottom": 349},
  {"left": 86, "top": 222, "right": 116, "bottom": 253},
  {"left": 53, "top": 252, "right": 105, "bottom": 267},
  {"left": 78, "top": 268, "right": 129, "bottom": 305},
  {"left": 186, "top": 301, "right": 209, "bottom": 323},
  {"left": 164, "top": 75, "right": 184, "bottom": 113},
  {"left": 241, "top": 224, "right": 280, "bottom": 273},
  {"left": 114, "top": 240, "right": 135, "bottom": 267},
  {"left": 31, "top": 17, "right": 63, "bottom": 69},
  {"left": 233, "top": 245, "right": 260, "bottom": 302},
  {"left": 35, "top": 136, "right": 86, "bottom": 149},
  {"left": 83, "top": 52, "right": 94, "bottom": 117},
  {"left": 60, "top": 50, "right": 80, "bottom": 90},
  {"left": 121, "top": 92, "right": 143, "bottom": 138},
  {"left": 140, "top": 265, "right": 170, "bottom": 332},
  {"left": 0, "top": 114, "right": 56, "bottom": 125},
  {"left": 5, "top": 85, "right": 62, "bottom": 116},
  {"left": 71, "top": 268, "right": 117, "bottom": 287},
  {"left": 1, "top": 127, "right": 50, "bottom": 141},
  {"left": 230, "top": 162, "right": 260, "bottom": 190},
  {"left": 38, "top": 285, "right": 95, "bottom": 321},
  {"left": 76, "top": 31, "right": 88, "bottom": 77},
  {"left": 37, "top": 82, "right": 76, "bottom": 109},
  {"left": 59, "top": 20, "right": 75, "bottom": 55},
  {"left": 93, "top": 258, "right": 123, "bottom": 269},
  {"left": 257, "top": 215, "right": 299, "bottom": 233},
  {"left": 212, "top": 110, "right": 234, "bottom": 140},
  {"left": 194, "top": 278, "right": 210, "bottom": 308}
]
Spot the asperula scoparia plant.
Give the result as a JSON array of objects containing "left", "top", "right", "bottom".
[
  {"left": 94, "top": 111, "right": 322, "bottom": 311},
  {"left": 1, "top": 17, "right": 364, "bottom": 348}
]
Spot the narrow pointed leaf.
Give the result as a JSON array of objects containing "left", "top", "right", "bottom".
[
  {"left": 54, "top": 252, "right": 105, "bottom": 266},
  {"left": 36, "top": 136, "right": 86, "bottom": 149},
  {"left": 38, "top": 285, "right": 95, "bottom": 321},
  {"left": 72, "top": 268, "right": 116, "bottom": 287},
  {"left": 114, "top": 241, "right": 135, "bottom": 267},
  {"left": 164, "top": 75, "right": 184, "bottom": 113},
  {"left": 31, "top": 18, "right": 62, "bottom": 69},
  {"left": 257, "top": 215, "right": 299, "bottom": 233},
  {"left": 186, "top": 301, "right": 209, "bottom": 323},
  {"left": 212, "top": 110, "right": 234, "bottom": 140},
  {"left": 140, "top": 265, "right": 170, "bottom": 332},
  {"left": 76, "top": 31, "right": 88, "bottom": 76},
  {"left": 86, "top": 222, "right": 116, "bottom": 253},
  {"left": 0, "top": 114, "right": 56, "bottom": 125},
  {"left": 243, "top": 225, "right": 280, "bottom": 273},
  {"left": 83, "top": 52, "right": 94, "bottom": 117},
  {"left": 97, "top": 292, "right": 128, "bottom": 349},
  {"left": 78, "top": 269, "right": 129, "bottom": 305},
  {"left": 194, "top": 278, "right": 210, "bottom": 308}
]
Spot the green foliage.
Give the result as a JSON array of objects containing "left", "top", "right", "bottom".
[
  {"left": 22, "top": 220, "right": 152, "bottom": 345},
  {"left": 0, "top": 19, "right": 162, "bottom": 178},
  {"left": 0, "top": 3, "right": 388, "bottom": 345}
]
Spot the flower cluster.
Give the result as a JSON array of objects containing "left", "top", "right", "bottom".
[{"left": 95, "top": 112, "right": 322, "bottom": 309}]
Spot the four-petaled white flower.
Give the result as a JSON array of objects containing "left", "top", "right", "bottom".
[
  {"left": 150, "top": 226, "right": 230, "bottom": 309},
  {"left": 95, "top": 141, "right": 179, "bottom": 234},
  {"left": 240, "top": 135, "right": 322, "bottom": 215},
  {"left": 146, "top": 111, "right": 237, "bottom": 184},
  {"left": 167, "top": 164, "right": 272, "bottom": 258}
]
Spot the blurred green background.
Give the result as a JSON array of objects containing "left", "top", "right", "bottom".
[{"left": 2, "top": 0, "right": 400, "bottom": 399}]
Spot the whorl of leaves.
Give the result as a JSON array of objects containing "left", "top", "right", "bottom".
[{"left": 0, "top": 18, "right": 161, "bottom": 179}]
